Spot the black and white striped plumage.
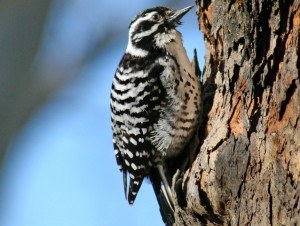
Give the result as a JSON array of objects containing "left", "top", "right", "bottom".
[{"left": 110, "top": 6, "right": 201, "bottom": 205}]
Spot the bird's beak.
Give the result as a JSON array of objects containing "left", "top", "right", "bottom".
[{"left": 168, "top": 5, "right": 193, "bottom": 25}]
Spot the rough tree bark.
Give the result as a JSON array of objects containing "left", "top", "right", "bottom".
[{"left": 158, "top": 0, "right": 300, "bottom": 225}]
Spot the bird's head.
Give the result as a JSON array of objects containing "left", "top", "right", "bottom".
[{"left": 126, "top": 6, "right": 193, "bottom": 57}]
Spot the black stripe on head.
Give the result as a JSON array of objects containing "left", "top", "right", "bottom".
[
  {"left": 132, "top": 23, "right": 166, "bottom": 51},
  {"left": 135, "top": 20, "right": 156, "bottom": 34}
]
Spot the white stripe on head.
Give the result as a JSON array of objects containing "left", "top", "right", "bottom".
[
  {"left": 126, "top": 12, "right": 158, "bottom": 57},
  {"left": 133, "top": 23, "right": 159, "bottom": 40},
  {"left": 126, "top": 42, "right": 148, "bottom": 57},
  {"left": 129, "top": 12, "right": 157, "bottom": 38}
]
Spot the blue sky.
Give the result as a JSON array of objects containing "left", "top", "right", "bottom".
[{"left": 0, "top": 1, "right": 204, "bottom": 225}]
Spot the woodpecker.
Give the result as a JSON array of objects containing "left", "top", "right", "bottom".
[{"left": 110, "top": 6, "right": 201, "bottom": 206}]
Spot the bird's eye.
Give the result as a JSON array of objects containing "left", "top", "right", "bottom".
[{"left": 152, "top": 14, "right": 160, "bottom": 21}]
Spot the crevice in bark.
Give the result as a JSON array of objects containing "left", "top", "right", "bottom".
[
  {"left": 297, "top": 38, "right": 300, "bottom": 71},
  {"left": 229, "top": 64, "right": 240, "bottom": 91},
  {"left": 176, "top": 177, "right": 187, "bottom": 208},
  {"left": 287, "top": 172, "right": 295, "bottom": 188},
  {"left": 248, "top": 97, "right": 261, "bottom": 134},
  {"left": 228, "top": 0, "right": 236, "bottom": 13},
  {"left": 246, "top": 1, "right": 252, "bottom": 13},
  {"left": 193, "top": 212, "right": 208, "bottom": 225},
  {"left": 232, "top": 37, "right": 245, "bottom": 53},
  {"left": 253, "top": 0, "right": 272, "bottom": 66},
  {"left": 201, "top": 0, "right": 211, "bottom": 11},
  {"left": 279, "top": 79, "right": 297, "bottom": 121},
  {"left": 268, "top": 180, "right": 273, "bottom": 226},
  {"left": 209, "top": 137, "right": 227, "bottom": 154},
  {"left": 196, "top": 187, "right": 224, "bottom": 225},
  {"left": 198, "top": 187, "right": 213, "bottom": 213},
  {"left": 278, "top": 0, "right": 294, "bottom": 34}
]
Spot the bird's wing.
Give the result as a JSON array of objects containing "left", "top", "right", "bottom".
[{"left": 110, "top": 56, "right": 165, "bottom": 204}]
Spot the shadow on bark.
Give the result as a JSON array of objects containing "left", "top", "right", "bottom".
[{"left": 154, "top": 0, "right": 300, "bottom": 225}]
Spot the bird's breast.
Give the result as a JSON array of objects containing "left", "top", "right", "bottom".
[{"left": 151, "top": 32, "right": 201, "bottom": 158}]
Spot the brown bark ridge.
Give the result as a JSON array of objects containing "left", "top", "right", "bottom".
[{"left": 157, "top": 0, "right": 300, "bottom": 225}]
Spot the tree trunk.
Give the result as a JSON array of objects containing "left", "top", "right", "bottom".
[{"left": 159, "top": 0, "right": 300, "bottom": 225}]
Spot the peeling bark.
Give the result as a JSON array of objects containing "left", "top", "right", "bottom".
[{"left": 157, "top": 0, "right": 300, "bottom": 225}]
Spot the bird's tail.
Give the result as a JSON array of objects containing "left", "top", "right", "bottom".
[
  {"left": 127, "top": 176, "right": 143, "bottom": 205},
  {"left": 150, "top": 168, "right": 175, "bottom": 226}
]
